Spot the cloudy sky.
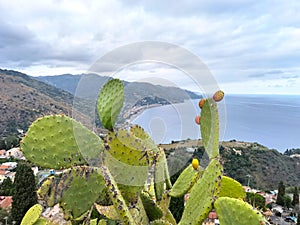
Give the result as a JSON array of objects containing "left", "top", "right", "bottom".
[{"left": 1, "top": 0, "right": 300, "bottom": 94}]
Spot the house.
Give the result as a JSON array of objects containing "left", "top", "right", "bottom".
[
  {"left": 6, "top": 147, "right": 23, "bottom": 159},
  {"left": 0, "top": 196, "right": 12, "bottom": 209},
  {"left": 0, "top": 150, "right": 7, "bottom": 158}
]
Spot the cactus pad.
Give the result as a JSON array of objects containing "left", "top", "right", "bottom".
[
  {"left": 21, "top": 115, "right": 104, "bottom": 169},
  {"left": 140, "top": 192, "right": 163, "bottom": 221},
  {"left": 59, "top": 166, "right": 106, "bottom": 220},
  {"left": 218, "top": 176, "right": 246, "bottom": 199},
  {"left": 214, "top": 197, "right": 266, "bottom": 225},
  {"left": 150, "top": 220, "right": 172, "bottom": 225},
  {"left": 95, "top": 204, "right": 120, "bottom": 220},
  {"left": 104, "top": 129, "right": 149, "bottom": 202},
  {"left": 33, "top": 218, "right": 48, "bottom": 225},
  {"left": 169, "top": 164, "right": 203, "bottom": 198},
  {"left": 97, "top": 78, "right": 124, "bottom": 130},
  {"left": 179, "top": 158, "right": 222, "bottom": 225},
  {"left": 200, "top": 99, "right": 219, "bottom": 159},
  {"left": 101, "top": 166, "right": 136, "bottom": 225},
  {"left": 21, "top": 204, "right": 42, "bottom": 225}
]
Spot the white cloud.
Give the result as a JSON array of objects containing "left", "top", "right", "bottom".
[{"left": 0, "top": 0, "right": 299, "bottom": 94}]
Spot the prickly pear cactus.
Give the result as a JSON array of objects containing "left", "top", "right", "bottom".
[
  {"left": 218, "top": 176, "right": 246, "bottom": 199},
  {"left": 169, "top": 164, "right": 203, "bottom": 197},
  {"left": 214, "top": 197, "right": 266, "bottom": 225},
  {"left": 21, "top": 80, "right": 266, "bottom": 225},
  {"left": 179, "top": 158, "right": 222, "bottom": 225},
  {"left": 97, "top": 78, "right": 124, "bottom": 131},
  {"left": 20, "top": 204, "right": 42, "bottom": 225},
  {"left": 200, "top": 98, "right": 219, "bottom": 159},
  {"left": 58, "top": 167, "right": 106, "bottom": 220},
  {"left": 21, "top": 115, "right": 104, "bottom": 169}
]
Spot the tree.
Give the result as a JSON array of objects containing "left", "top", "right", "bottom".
[
  {"left": 297, "top": 213, "right": 300, "bottom": 225},
  {"left": 11, "top": 162, "right": 37, "bottom": 225},
  {"left": 5, "top": 135, "right": 19, "bottom": 150},
  {"left": 292, "top": 187, "right": 299, "bottom": 207},
  {"left": 284, "top": 195, "right": 292, "bottom": 209},
  {"left": 276, "top": 181, "right": 285, "bottom": 206},
  {"left": 0, "top": 177, "right": 14, "bottom": 196},
  {"left": 245, "top": 192, "right": 266, "bottom": 210}
]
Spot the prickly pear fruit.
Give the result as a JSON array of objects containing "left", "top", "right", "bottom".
[
  {"left": 213, "top": 90, "right": 224, "bottom": 102},
  {"left": 198, "top": 98, "right": 205, "bottom": 108},
  {"left": 195, "top": 115, "right": 201, "bottom": 125},
  {"left": 192, "top": 158, "right": 199, "bottom": 170}
]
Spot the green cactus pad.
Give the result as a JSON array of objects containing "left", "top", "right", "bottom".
[
  {"left": 150, "top": 220, "right": 172, "bottom": 225},
  {"left": 214, "top": 197, "right": 266, "bottom": 225},
  {"left": 98, "top": 220, "right": 108, "bottom": 225},
  {"left": 37, "top": 175, "right": 55, "bottom": 200},
  {"left": 140, "top": 192, "right": 163, "bottom": 221},
  {"left": 130, "top": 124, "right": 158, "bottom": 152},
  {"left": 164, "top": 209, "right": 177, "bottom": 225},
  {"left": 21, "top": 204, "right": 43, "bottom": 225},
  {"left": 90, "top": 219, "right": 98, "bottom": 225},
  {"left": 218, "top": 176, "right": 246, "bottom": 199},
  {"left": 169, "top": 164, "right": 203, "bottom": 198},
  {"left": 200, "top": 98, "right": 219, "bottom": 159},
  {"left": 100, "top": 166, "right": 136, "bottom": 225},
  {"left": 97, "top": 78, "right": 124, "bottom": 130},
  {"left": 21, "top": 115, "right": 104, "bottom": 169},
  {"left": 33, "top": 218, "right": 48, "bottom": 225},
  {"left": 104, "top": 129, "right": 149, "bottom": 202},
  {"left": 179, "top": 158, "right": 222, "bottom": 225},
  {"left": 154, "top": 152, "right": 165, "bottom": 201},
  {"left": 130, "top": 196, "right": 149, "bottom": 225},
  {"left": 95, "top": 204, "right": 120, "bottom": 220},
  {"left": 157, "top": 192, "right": 171, "bottom": 213},
  {"left": 59, "top": 166, "right": 106, "bottom": 220}
]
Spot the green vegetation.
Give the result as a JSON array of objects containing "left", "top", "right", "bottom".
[
  {"left": 20, "top": 79, "right": 265, "bottom": 224},
  {"left": 0, "top": 177, "right": 14, "bottom": 195},
  {"left": 292, "top": 187, "right": 299, "bottom": 207},
  {"left": 11, "top": 162, "right": 38, "bottom": 225},
  {"left": 245, "top": 192, "right": 266, "bottom": 211},
  {"left": 276, "top": 181, "right": 285, "bottom": 206}
]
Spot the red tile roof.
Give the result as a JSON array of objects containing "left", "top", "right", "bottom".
[{"left": 0, "top": 196, "right": 12, "bottom": 209}]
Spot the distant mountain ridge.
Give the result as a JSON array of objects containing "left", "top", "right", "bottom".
[{"left": 36, "top": 74, "right": 200, "bottom": 101}]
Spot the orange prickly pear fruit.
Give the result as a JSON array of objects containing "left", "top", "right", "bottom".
[
  {"left": 192, "top": 158, "right": 199, "bottom": 170},
  {"left": 198, "top": 99, "right": 205, "bottom": 109},
  {"left": 213, "top": 90, "right": 224, "bottom": 102},
  {"left": 195, "top": 115, "right": 201, "bottom": 125}
]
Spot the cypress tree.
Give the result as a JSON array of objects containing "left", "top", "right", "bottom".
[
  {"left": 292, "top": 187, "right": 299, "bottom": 207},
  {"left": 276, "top": 181, "right": 285, "bottom": 206},
  {"left": 11, "top": 162, "right": 37, "bottom": 225}
]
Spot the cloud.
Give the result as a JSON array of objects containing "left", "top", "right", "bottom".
[{"left": 0, "top": 0, "right": 299, "bottom": 94}]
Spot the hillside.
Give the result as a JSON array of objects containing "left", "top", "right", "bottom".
[
  {"left": 0, "top": 69, "right": 87, "bottom": 136},
  {"left": 161, "top": 139, "right": 300, "bottom": 190},
  {"left": 36, "top": 74, "right": 199, "bottom": 104}
]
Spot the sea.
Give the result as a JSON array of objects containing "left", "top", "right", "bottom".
[{"left": 132, "top": 94, "right": 300, "bottom": 153}]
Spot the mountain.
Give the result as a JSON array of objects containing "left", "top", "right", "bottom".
[
  {"left": 161, "top": 139, "right": 300, "bottom": 190},
  {"left": 0, "top": 69, "right": 87, "bottom": 136},
  {"left": 36, "top": 74, "right": 200, "bottom": 103}
]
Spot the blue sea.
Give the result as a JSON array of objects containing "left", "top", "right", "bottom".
[{"left": 132, "top": 95, "right": 300, "bottom": 152}]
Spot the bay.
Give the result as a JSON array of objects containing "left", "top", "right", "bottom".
[{"left": 132, "top": 94, "right": 300, "bottom": 152}]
